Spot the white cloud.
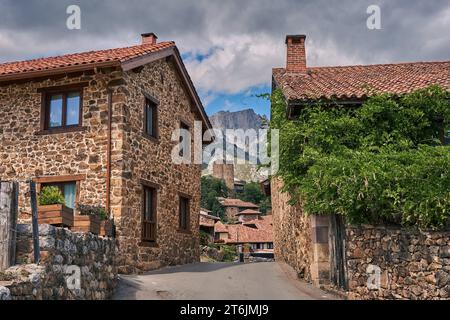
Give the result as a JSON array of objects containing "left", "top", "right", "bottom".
[{"left": 184, "top": 33, "right": 284, "bottom": 94}]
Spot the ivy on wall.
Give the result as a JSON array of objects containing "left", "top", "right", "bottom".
[{"left": 271, "top": 85, "right": 450, "bottom": 230}]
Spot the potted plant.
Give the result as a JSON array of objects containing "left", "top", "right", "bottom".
[
  {"left": 96, "top": 207, "right": 114, "bottom": 237},
  {"left": 73, "top": 205, "right": 113, "bottom": 236},
  {"left": 37, "top": 186, "right": 74, "bottom": 228}
]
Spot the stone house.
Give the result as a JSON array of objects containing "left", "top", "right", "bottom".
[
  {"left": 236, "top": 209, "right": 261, "bottom": 223},
  {"left": 199, "top": 208, "right": 220, "bottom": 240},
  {"left": 0, "top": 33, "right": 212, "bottom": 274},
  {"left": 219, "top": 198, "right": 260, "bottom": 222},
  {"left": 271, "top": 34, "right": 450, "bottom": 298},
  {"left": 214, "top": 216, "right": 274, "bottom": 252}
]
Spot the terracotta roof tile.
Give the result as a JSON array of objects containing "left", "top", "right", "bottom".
[
  {"left": 220, "top": 199, "right": 259, "bottom": 209},
  {"left": 215, "top": 221, "right": 228, "bottom": 233},
  {"left": 273, "top": 61, "right": 450, "bottom": 101},
  {"left": 237, "top": 209, "right": 261, "bottom": 215},
  {"left": 214, "top": 216, "right": 273, "bottom": 244},
  {"left": 0, "top": 42, "right": 175, "bottom": 77}
]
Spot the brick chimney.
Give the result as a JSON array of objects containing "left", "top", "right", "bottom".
[
  {"left": 286, "top": 35, "right": 307, "bottom": 73},
  {"left": 141, "top": 33, "right": 158, "bottom": 45}
]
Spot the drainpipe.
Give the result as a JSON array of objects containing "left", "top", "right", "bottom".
[{"left": 106, "top": 89, "right": 113, "bottom": 216}]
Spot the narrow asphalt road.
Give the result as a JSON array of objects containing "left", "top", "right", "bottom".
[{"left": 114, "top": 262, "right": 337, "bottom": 300}]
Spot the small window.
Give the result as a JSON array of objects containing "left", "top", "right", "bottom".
[
  {"left": 179, "top": 196, "right": 190, "bottom": 231},
  {"left": 45, "top": 91, "right": 81, "bottom": 129},
  {"left": 144, "top": 98, "right": 158, "bottom": 138},
  {"left": 179, "top": 121, "right": 190, "bottom": 158},
  {"left": 142, "top": 186, "right": 157, "bottom": 242},
  {"left": 41, "top": 181, "right": 77, "bottom": 209}
]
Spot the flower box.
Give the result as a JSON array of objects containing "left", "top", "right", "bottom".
[
  {"left": 99, "top": 219, "right": 114, "bottom": 237},
  {"left": 37, "top": 204, "right": 74, "bottom": 228},
  {"left": 72, "top": 215, "right": 100, "bottom": 235}
]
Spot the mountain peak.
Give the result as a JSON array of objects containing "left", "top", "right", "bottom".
[{"left": 210, "top": 108, "right": 265, "bottom": 131}]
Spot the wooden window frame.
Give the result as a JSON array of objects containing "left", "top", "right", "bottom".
[
  {"left": 178, "top": 193, "right": 191, "bottom": 233},
  {"left": 34, "top": 174, "right": 86, "bottom": 213},
  {"left": 179, "top": 120, "right": 191, "bottom": 158},
  {"left": 38, "top": 83, "right": 88, "bottom": 135},
  {"left": 143, "top": 93, "right": 159, "bottom": 142},
  {"left": 141, "top": 180, "right": 159, "bottom": 245}
]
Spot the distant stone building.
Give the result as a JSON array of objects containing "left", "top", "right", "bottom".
[
  {"left": 214, "top": 216, "right": 274, "bottom": 252},
  {"left": 219, "top": 198, "right": 260, "bottom": 223},
  {"left": 0, "top": 33, "right": 212, "bottom": 274},
  {"left": 212, "top": 163, "right": 235, "bottom": 196},
  {"left": 236, "top": 209, "right": 262, "bottom": 223},
  {"left": 199, "top": 208, "right": 220, "bottom": 240}
]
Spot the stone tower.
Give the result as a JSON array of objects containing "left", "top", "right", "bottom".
[{"left": 212, "top": 163, "right": 235, "bottom": 196}]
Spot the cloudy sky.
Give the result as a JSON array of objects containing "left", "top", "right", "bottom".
[{"left": 1, "top": 0, "right": 449, "bottom": 117}]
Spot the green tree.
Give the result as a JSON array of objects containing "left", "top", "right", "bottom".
[
  {"left": 201, "top": 176, "right": 228, "bottom": 219},
  {"left": 237, "top": 182, "right": 272, "bottom": 214}
]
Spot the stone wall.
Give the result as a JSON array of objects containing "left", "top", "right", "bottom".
[
  {"left": 0, "top": 68, "right": 123, "bottom": 221},
  {"left": 212, "top": 163, "right": 235, "bottom": 196},
  {"left": 0, "top": 56, "right": 204, "bottom": 274},
  {"left": 345, "top": 225, "right": 450, "bottom": 300},
  {"left": 0, "top": 224, "right": 117, "bottom": 300},
  {"left": 114, "top": 59, "right": 202, "bottom": 273},
  {"left": 271, "top": 178, "right": 312, "bottom": 282},
  {"left": 271, "top": 178, "right": 450, "bottom": 299}
]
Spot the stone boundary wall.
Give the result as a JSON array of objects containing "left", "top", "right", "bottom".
[
  {"left": 0, "top": 224, "right": 117, "bottom": 300},
  {"left": 345, "top": 225, "right": 450, "bottom": 300},
  {"left": 271, "top": 178, "right": 312, "bottom": 282}
]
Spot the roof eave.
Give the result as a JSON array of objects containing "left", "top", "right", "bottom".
[
  {"left": 0, "top": 60, "right": 120, "bottom": 84},
  {"left": 123, "top": 46, "right": 212, "bottom": 132}
]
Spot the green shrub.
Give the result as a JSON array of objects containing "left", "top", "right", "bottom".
[
  {"left": 77, "top": 204, "right": 108, "bottom": 220},
  {"left": 270, "top": 85, "right": 450, "bottom": 230},
  {"left": 38, "top": 186, "right": 65, "bottom": 206},
  {"left": 220, "top": 245, "right": 238, "bottom": 262},
  {"left": 199, "top": 230, "right": 211, "bottom": 246}
]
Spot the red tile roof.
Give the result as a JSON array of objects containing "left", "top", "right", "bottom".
[
  {"left": 273, "top": 61, "right": 450, "bottom": 101},
  {"left": 237, "top": 209, "right": 261, "bottom": 216},
  {"left": 220, "top": 199, "right": 259, "bottom": 209},
  {"left": 214, "top": 216, "right": 273, "bottom": 244},
  {"left": 0, "top": 42, "right": 175, "bottom": 78},
  {"left": 215, "top": 221, "right": 229, "bottom": 233}
]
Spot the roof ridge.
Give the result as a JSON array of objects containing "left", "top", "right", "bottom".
[
  {"left": 274, "top": 59, "right": 450, "bottom": 74},
  {"left": 0, "top": 41, "right": 176, "bottom": 67}
]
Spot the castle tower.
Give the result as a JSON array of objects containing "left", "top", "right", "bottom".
[{"left": 212, "top": 163, "right": 235, "bottom": 196}]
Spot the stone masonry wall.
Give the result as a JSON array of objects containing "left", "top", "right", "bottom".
[
  {"left": 114, "top": 59, "right": 202, "bottom": 273},
  {"left": 0, "top": 57, "right": 204, "bottom": 274},
  {"left": 345, "top": 225, "right": 450, "bottom": 300},
  {"left": 0, "top": 224, "right": 117, "bottom": 300},
  {"left": 271, "top": 178, "right": 312, "bottom": 282},
  {"left": 0, "top": 68, "right": 123, "bottom": 221}
]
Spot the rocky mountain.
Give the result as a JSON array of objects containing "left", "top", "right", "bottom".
[
  {"left": 210, "top": 109, "right": 267, "bottom": 132},
  {"left": 205, "top": 109, "right": 270, "bottom": 182}
]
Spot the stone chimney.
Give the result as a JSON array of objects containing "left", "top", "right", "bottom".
[
  {"left": 286, "top": 35, "right": 307, "bottom": 73},
  {"left": 141, "top": 33, "right": 158, "bottom": 45}
]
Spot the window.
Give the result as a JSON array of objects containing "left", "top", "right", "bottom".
[
  {"left": 41, "top": 181, "right": 77, "bottom": 209},
  {"left": 179, "top": 196, "right": 190, "bottom": 231},
  {"left": 179, "top": 121, "right": 190, "bottom": 158},
  {"left": 267, "top": 243, "right": 274, "bottom": 250},
  {"left": 142, "top": 186, "right": 157, "bottom": 242},
  {"left": 44, "top": 91, "right": 82, "bottom": 129},
  {"left": 144, "top": 98, "right": 158, "bottom": 138}
]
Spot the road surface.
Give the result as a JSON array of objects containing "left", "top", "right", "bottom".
[{"left": 114, "top": 262, "right": 337, "bottom": 300}]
